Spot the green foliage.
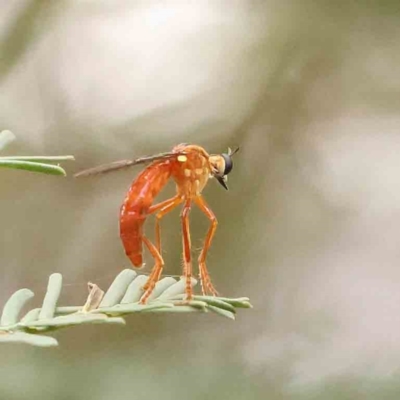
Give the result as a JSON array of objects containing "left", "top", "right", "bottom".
[
  {"left": 0, "top": 130, "right": 74, "bottom": 175},
  {"left": 0, "top": 269, "right": 252, "bottom": 347}
]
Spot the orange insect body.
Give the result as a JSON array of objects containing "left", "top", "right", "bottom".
[
  {"left": 120, "top": 161, "right": 172, "bottom": 267},
  {"left": 76, "top": 143, "right": 238, "bottom": 303}
]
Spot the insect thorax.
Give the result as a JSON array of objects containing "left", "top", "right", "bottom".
[{"left": 171, "top": 148, "right": 211, "bottom": 197}]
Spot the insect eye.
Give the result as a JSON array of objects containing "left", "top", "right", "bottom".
[{"left": 221, "top": 153, "right": 233, "bottom": 175}]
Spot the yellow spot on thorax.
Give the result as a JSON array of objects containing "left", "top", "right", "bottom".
[{"left": 177, "top": 155, "right": 187, "bottom": 162}]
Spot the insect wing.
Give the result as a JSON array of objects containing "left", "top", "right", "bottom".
[
  {"left": 74, "top": 159, "right": 135, "bottom": 177},
  {"left": 74, "top": 151, "right": 185, "bottom": 178}
]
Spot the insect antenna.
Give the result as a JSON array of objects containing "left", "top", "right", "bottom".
[{"left": 228, "top": 147, "right": 240, "bottom": 156}]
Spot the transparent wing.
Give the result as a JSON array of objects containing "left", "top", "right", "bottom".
[{"left": 74, "top": 151, "right": 185, "bottom": 178}]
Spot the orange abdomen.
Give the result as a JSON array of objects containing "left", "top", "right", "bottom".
[{"left": 120, "top": 161, "right": 172, "bottom": 267}]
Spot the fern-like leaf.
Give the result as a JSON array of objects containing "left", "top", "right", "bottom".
[{"left": 0, "top": 270, "right": 252, "bottom": 347}]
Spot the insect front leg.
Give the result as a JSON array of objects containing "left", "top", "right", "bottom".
[{"left": 194, "top": 196, "right": 219, "bottom": 296}]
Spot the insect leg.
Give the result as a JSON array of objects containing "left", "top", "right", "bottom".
[
  {"left": 140, "top": 236, "right": 164, "bottom": 304},
  {"left": 181, "top": 199, "right": 193, "bottom": 300},
  {"left": 143, "top": 196, "right": 183, "bottom": 292},
  {"left": 148, "top": 195, "right": 182, "bottom": 252},
  {"left": 194, "top": 196, "right": 219, "bottom": 296}
]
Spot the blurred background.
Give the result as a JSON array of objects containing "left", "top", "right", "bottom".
[{"left": 1, "top": 0, "right": 400, "bottom": 398}]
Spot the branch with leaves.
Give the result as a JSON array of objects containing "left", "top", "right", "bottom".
[
  {"left": 0, "top": 269, "right": 252, "bottom": 347},
  {"left": 0, "top": 130, "right": 74, "bottom": 175}
]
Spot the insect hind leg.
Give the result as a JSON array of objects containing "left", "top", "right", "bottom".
[
  {"left": 140, "top": 236, "right": 164, "bottom": 304},
  {"left": 140, "top": 196, "right": 183, "bottom": 303}
]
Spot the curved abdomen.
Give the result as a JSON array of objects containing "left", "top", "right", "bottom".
[{"left": 120, "top": 161, "right": 172, "bottom": 267}]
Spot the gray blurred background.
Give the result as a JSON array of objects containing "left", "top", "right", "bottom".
[{"left": 1, "top": 1, "right": 400, "bottom": 399}]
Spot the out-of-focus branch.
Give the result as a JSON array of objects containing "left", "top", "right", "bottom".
[{"left": 0, "top": 130, "right": 74, "bottom": 175}]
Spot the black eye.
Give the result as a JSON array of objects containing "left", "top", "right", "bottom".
[{"left": 221, "top": 153, "right": 233, "bottom": 175}]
